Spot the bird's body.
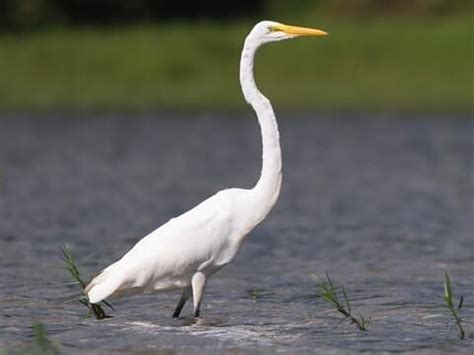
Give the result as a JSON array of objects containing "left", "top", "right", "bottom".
[
  {"left": 85, "top": 21, "right": 327, "bottom": 317},
  {"left": 87, "top": 188, "right": 256, "bottom": 302}
]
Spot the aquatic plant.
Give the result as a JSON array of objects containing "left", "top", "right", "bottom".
[
  {"left": 443, "top": 272, "right": 465, "bottom": 340},
  {"left": 61, "top": 245, "right": 113, "bottom": 320},
  {"left": 33, "top": 323, "right": 61, "bottom": 355},
  {"left": 313, "top": 272, "right": 370, "bottom": 331},
  {"left": 248, "top": 289, "right": 260, "bottom": 303}
]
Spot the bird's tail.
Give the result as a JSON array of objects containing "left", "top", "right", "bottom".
[{"left": 85, "top": 264, "right": 123, "bottom": 304}]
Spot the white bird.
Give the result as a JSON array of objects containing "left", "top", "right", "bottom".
[{"left": 85, "top": 21, "right": 327, "bottom": 318}]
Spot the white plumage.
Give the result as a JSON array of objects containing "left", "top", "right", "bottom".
[{"left": 85, "top": 20, "right": 327, "bottom": 318}]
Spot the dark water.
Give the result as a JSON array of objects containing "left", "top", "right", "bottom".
[{"left": 0, "top": 112, "right": 472, "bottom": 354}]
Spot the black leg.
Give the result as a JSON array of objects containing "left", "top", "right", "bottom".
[
  {"left": 172, "top": 288, "right": 191, "bottom": 318},
  {"left": 193, "top": 306, "right": 200, "bottom": 318},
  {"left": 172, "top": 298, "right": 186, "bottom": 318}
]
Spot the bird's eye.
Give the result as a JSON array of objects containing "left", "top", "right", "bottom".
[{"left": 267, "top": 25, "right": 275, "bottom": 32}]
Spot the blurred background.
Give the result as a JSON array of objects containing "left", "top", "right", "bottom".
[{"left": 0, "top": 0, "right": 472, "bottom": 111}]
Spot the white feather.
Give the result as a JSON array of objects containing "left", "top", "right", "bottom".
[{"left": 85, "top": 20, "right": 327, "bottom": 316}]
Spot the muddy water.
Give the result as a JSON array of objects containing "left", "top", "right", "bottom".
[{"left": 0, "top": 112, "right": 472, "bottom": 354}]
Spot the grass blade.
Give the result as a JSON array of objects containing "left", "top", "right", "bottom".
[
  {"left": 444, "top": 272, "right": 453, "bottom": 307},
  {"left": 33, "top": 323, "right": 61, "bottom": 355},
  {"left": 61, "top": 245, "right": 113, "bottom": 320},
  {"left": 314, "top": 272, "right": 369, "bottom": 332},
  {"left": 342, "top": 286, "right": 351, "bottom": 314},
  {"left": 443, "top": 272, "right": 465, "bottom": 340}
]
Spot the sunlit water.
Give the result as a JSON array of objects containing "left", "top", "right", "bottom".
[{"left": 0, "top": 112, "right": 472, "bottom": 354}]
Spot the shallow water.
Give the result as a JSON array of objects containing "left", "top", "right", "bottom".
[{"left": 0, "top": 112, "right": 472, "bottom": 354}]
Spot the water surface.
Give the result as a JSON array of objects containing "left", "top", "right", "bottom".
[{"left": 0, "top": 112, "right": 472, "bottom": 354}]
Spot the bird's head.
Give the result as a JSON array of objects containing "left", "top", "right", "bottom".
[{"left": 248, "top": 20, "right": 328, "bottom": 44}]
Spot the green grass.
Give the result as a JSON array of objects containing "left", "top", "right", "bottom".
[
  {"left": 32, "top": 323, "right": 61, "bottom": 355},
  {"left": 0, "top": 16, "right": 472, "bottom": 111},
  {"left": 443, "top": 272, "right": 465, "bottom": 340},
  {"left": 313, "top": 273, "right": 370, "bottom": 331},
  {"left": 61, "top": 245, "right": 113, "bottom": 320}
]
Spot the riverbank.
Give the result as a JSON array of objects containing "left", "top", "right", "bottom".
[{"left": 0, "top": 16, "right": 471, "bottom": 111}]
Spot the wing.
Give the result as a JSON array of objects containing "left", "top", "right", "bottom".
[{"left": 86, "top": 189, "right": 238, "bottom": 303}]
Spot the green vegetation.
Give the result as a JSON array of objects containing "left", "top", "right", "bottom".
[
  {"left": 248, "top": 289, "right": 260, "bottom": 303},
  {"left": 443, "top": 272, "right": 465, "bottom": 340},
  {"left": 61, "top": 245, "right": 113, "bottom": 320},
  {"left": 313, "top": 273, "right": 370, "bottom": 331},
  {"left": 0, "top": 15, "right": 471, "bottom": 111},
  {"left": 32, "top": 323, "right": 61, "bottom": 355}
]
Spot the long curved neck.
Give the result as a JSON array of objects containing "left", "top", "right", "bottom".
[{"left": 240, "top": 36, "right": 282, "bottom": 227}]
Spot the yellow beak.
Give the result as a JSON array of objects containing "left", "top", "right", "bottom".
[{"left": 275, "top": 24, "right": 328, "bottom": 37}]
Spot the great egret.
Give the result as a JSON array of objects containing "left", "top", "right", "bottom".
[{"left": 85, "top": 21, "right": 327, "bottom": 318}]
